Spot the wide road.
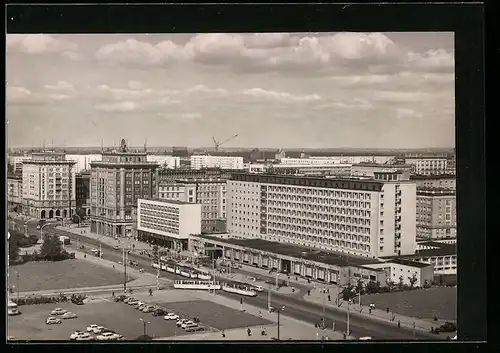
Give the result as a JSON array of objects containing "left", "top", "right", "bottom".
[{"left": 13, "top": 218, "right": 439, "bottom": 340}]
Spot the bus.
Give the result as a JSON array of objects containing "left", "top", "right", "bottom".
[{"left": 8, "top": 300, "right": 21, "bottom": 316}]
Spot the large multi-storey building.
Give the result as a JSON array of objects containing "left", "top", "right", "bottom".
[
  {"left": 190, "top": 155, "right": 244, "bottom": 170},
  {"left": 134, "top": 198, "right": 201, "bottom": 251},
  {"left": 281, "top": 156, "right": 395, "bottom": 165},
  {"left": 351, "top": 163, "right": 413, "bottom": 178},
  {"left": 404, "top": 157, "right": 448, "bottom": 175},
  {"left": 416, "top": 188, "right": 457, "bottom": 239},
  {"left": 9, "top": 155, "right": 32, "bottom": 174},
  {"left": 410, "top": 174, "right": 456, "bottom": 190},
  {"left": 21, "top": 151, "right": 76, "bottom": 219},
  {"left": 146, "top": 155, "right": 181, "bottom": 169},
  {"left": 75, "top": 171, "right": 91, "bottom": 217},
  {"left": 227, "top": 171, "right": 417, "bottom": 259},
  {"left": 158, "top": 168, "right": 233, "bottom": 184},
  {"left": 89, "top": 139, "right": 159, "bottom": 238},
  {"left": 66, "top": 154, "right": 102, "bottom": 173},
  {"left": 7, "top": 173, "right": 23, "bottom": 211},
  {"left": 248, "top": 163, "right": 352, "bottom": 176},
  {"left": 158, "top": 178, "right": 228, "bottom": 233}
]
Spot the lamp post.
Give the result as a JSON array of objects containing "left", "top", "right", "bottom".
[
  {"left": 40, "top": 223, "right": 49, "bottom": 241},
  {"left": 347, "top": 299, "right": 352, "bottom": 338},
  {"left": 156, "top": 246, "right": 160, "bottom": 291},
  {"left": 269, "top": 306, "right": 285, "bottom": 340},
  {"left": 16, "top": 271, "right": 20, "bottom": 301},
  {"left": 140, "top": 318, "right": 150, "bottom": 337},
  {"left": 413, "top": 322, "right": 416, "bottom": 340},
  {"left": 74, "top": 214, "right": 81, "bottom": 228}
]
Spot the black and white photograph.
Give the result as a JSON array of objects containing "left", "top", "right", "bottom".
[{"left": 7, "top": 31, "right": 458, "bottom": 342}]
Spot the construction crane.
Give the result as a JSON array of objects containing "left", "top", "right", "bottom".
[{"left": 212, "top": 134, "right": 238, "bottom": 152}]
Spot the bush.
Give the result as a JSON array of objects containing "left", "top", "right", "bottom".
[{"left": 12, "top": 294, "right": 70, "bottom": 306}]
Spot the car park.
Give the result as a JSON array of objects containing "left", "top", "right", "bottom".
[
  {"left": 51, "top": 308, "right": 68, "bottom": 316},
  {"left": 127, "top": 299, "right": 139, "bottom": 306},
  {"left": 164, "top": 313, "right": 179, "bottom": 320},
  {"left": 114, "top": 295, "right": 127, "bottom": 302},
  {"left": 70, "top": 331, "right": 84, "bottom": 340},
  {"left": 46, "top": 317, "right": 62, "bottom": 325},
  {"left": 61, "top": 312, "right": 78, "bottom": 320},
  {"left": 123, "top": 297, "right": 133, "bottom": 303},
  {"left": 152, "top": 308, "right": 166, "bottom": 316},
  {"left": 70, "top": 331, "right": 91, "bottom": 340},
  {"left": 87, "top": 324, "right": 99, "bottom": 332},
  {"left": 87, "top": 325, "right": 105, "bottom": 334}
]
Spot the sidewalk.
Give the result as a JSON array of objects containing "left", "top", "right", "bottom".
[{"left": 303, "top": 286, "right": 450, "bottom": 334}]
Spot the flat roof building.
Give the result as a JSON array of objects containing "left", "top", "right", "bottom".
[
  {"left": 404, "top": 157, "right": 448, "bottom": 176},
  {"left": 410, "top": 174, "right": 456, "bottom": 190},
  {"left": 416, "top": 188, "right": 456, "bottom": 239},
  {"left": 364, "top": 258, "right": 434, "bottom": 287},
  {"left": 190, "top": 155, "right": 244, "bottom": 170},
  {"left": 227, "top": 172, "right": 417, "bottom": 259}
]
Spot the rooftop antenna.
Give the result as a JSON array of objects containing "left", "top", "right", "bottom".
[
  {"left": 51, "top": 139, "right": 54, "bottom": 152},
  {"left": 43, "top": 140, "right": 46, "bottom": 152},
  {"left": 101, "top": 138, "right": 104, "bottom": 152},
  {"left": 144, "top": 138, "right": 147, "bottom": 152}
]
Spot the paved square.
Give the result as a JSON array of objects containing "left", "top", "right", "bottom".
[
  {"left": 151, "top": 299, "right": 272, "bottom": 330},
  {"left": 8, "top": 260, "right": 125, "bottom": 292},
  {"left": 8, "top": 301, "right": 197, "bottom": 340}
]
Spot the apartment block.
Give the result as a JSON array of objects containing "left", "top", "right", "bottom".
[
  {"left": 227, "top": 172, "right": 417, "bottom": 259},
  {"left": 416, "top": 188, "right": 457, "bottom": 239},
  {"left": 190, "top": 155, "right": 244, "bottom": 170},
  {"left": 405, "top": 157, "right": 448, "bottom": 176},
  {"left": 410, "top": 174, "right": 456, "bottom": 190}
]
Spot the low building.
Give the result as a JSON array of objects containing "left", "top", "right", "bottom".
[
  {"left": 190, "top": 155, "right": 244, "bottom": 170},
  {"left": 404, "top": 157, "right": 448, "bottom": 176},
  {"left": 416, "top": 188, "right": 456, "bottom": 239},
  {"left": 135, "top": 198, "right": 202, "bottom": 252},
  {"left": 158, "top": 168, "right": 233, "bottom": 184},
  {"left": 364, "top": 258, "right": 434, "bottom": 287},
  {"left": 189, "top": 234, "right": 387, "bottom": 286},
  {"left": 384, "top": 240, "right": 456, "bottom": 275},
  {"left": 248, "top": 163, "right": 352, "bottom": 176},
  {"left": 7, "top": 174, "right": 23, "bottom": 211}
]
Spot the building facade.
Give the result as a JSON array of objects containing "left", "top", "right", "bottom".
[
  {"left": 365, "top": 258, "right": 434, "bottom": 287},
  {"left": 227, "top": 172, "right": 417, "bottom": 259},
  {"left": 405, "top": 157, "right": 448, "bottom": 175},
  {"left": 75, "top": 171, "right": 91, "bottom": 217},
  {"left": 66, "top": 154, "right": 102, "bottom": 173},
  {"left": 7, "top": 174, "right": 23, "bottom": 211},
  {"left": 89, "top": 139, "right": 159, "bottom": 238},
  {"left": 158, "top": 168, "right": 233, "bottom": 184},
  {"left": 158, "top": 178, "right": 228, "bottom": 233},
  {"left": 146, "top": 155, "right": 181, "bottom": 169},
  {"left": 190, "top": 155, "right": 244, "bottom": 170},
  {"left": 136, "top": 198, "right": 201, "bottom": 251},
  {"left": 248, "top": 163, "right": 352, "bottom": 176},
  {"left": 21, "top": 151, "right": 76, "bottom": 219},
  {"left": 393, "top": 240, "right": 457, "bottom": 275},
  {"left": 410, "top": 174, "right": 456, "bottom": 190},
  {"left": 9, "top": 155, "right": 32, "bottom": 174},
  {"left": 416, "top": 188, "right": 457, "bottom": 239},
  {"left": 351, "top": 163, "right": 413, "bottom": 178}
]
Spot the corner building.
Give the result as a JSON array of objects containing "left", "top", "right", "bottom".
[
  {"left": 89, "top": 140, "right": 159, "bottom": 238},
  {"left": 227, "top": 172, "right": 416, "bottom": 259}
]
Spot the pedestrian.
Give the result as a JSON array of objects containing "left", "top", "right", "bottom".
[
  {"left": 149, "top": 288, "right": 153, "bottom": 296},
  {"left": 343, "top": 332, "right": 347, "bottom": 340},
  {"left": 112, "top": 291, "right": 115, "bottom": 297},
  {"left": 398, "top": 320, "right": 401, "bottom": 329},
  {"left": 84, "top": 254, "right": 86, "bottom": 258},
  {"left": 221, "top": 330, "right": 225, "bottom": 338}
]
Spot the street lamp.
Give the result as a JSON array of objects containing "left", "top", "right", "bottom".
[
  {"left": 346, "top": 299, "right": 352, "bottom": 338},
  {"left": 270, "top": 305, "right": 285, "bottom": 340},
  {"left": 15, "top": 271, "right": 20, "bottom": 301},
  {"left": 139, "top": 318, "right": 150, "bottom": 337},
  {"left": 40, "top": 223, "right": 49, "bottom": 241}
]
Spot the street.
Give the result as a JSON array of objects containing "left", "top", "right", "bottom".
[{"left": 13, "top": 217, "right": 438, "bottom": 340}]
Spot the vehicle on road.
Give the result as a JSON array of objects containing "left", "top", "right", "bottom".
[
  {"left": 359, "top": 337, "right": 372, "bottom": 341},
  {"left": 51, "top": 308, "right": 68, "bottom": 316},
  {"left": 182, "top": 322, "right": 198, "bottom": 330},
  {"left": 254, "top": 285, "right": 264, "bottom": 292},
  {"left": 70, "top": 331, "right": 89, "bottom": 340},
  {"left": 164, "top": 313, "right": 179, "bottom": 320},
  {"left": 152, "top": 309, "right": 167, "bottom": 316},
  {"left": 96, "top": 332, "right": 120, "bottom": 341},
  {"left": 8, "top": 301, "right": 21, "bottom": 316},
  {"left": 75, "top": 333, "right": 93, "bottom": 341},
  {"left": 46, "top": 317, "right": 62, "bottom": 325},
  {"left": 61, "top": 312, "right": 78, "bottom": 320},
  {"left": 185, "top": 326, "right": 204, "bottom": 333}
]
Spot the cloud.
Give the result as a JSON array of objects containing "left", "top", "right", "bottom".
[
  {"left": 371, "top": 90, "right": 430, "bottom": 103},
  {"left": 407, "top": 49, "right": 454, "bottom": 73},
  {"left": 313, "top": 98, "right": 373, "bottom": 111},
  {"left": 7, "top": 35, "right": 79, "bottom": 57},
  {"left": 158, "top": 112, "right": 202, "bottom": 119},
  {"left": 94, "top": 101, "right": 138, "bottom": 112},
  {"left": 395, "top": 107, "right": 423, "bottom": 119},
  {"left": 128, "top": 80, "right": 145, "bottom": 90},
  {"left": 61, "top": 51, "right": 82, "bottom": 61},
  {"left": 44, "top": 81, "right": 75, "bottom": 91},
  {"left": 7, "top": 85, "right": 72, "bottom": 105},
  {"left": 7, "top": 86, "right": 33, "bottom": 102},
  {"left": 242, "top": 88, "right": 321, "bottom": 102}
]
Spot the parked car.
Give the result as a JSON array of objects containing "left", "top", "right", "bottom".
[
  {"left": 70, "top": 331, "right": 91, "bottom": 340},
  {"left": 96, "top": 332, "right": 120, "bottom": 341},
  {"left": 113, "top": 245, "right": 120, "bottom": 250},
  {"left": 185, "top": 326, "right": 204, "bottom": 333},
  {"left": 128, "top": 299, "right": 139, "bottom": 306},
  {"left": 70, "top": 331, "right": 85, "bottom": 340},
  {"left": 440, "top": 322, "right": 457, "bottom": 333},
  {"left": 123, "top": 297, "right": 133, "bottom": 303},
  {"left": 142, "top": 305, "right": 156, "bottom": 313},
  {"left": 75, "top": 333, "right": 93, "bottom": 341},
  {"left": 46, "top": 316, "right": 62, "bottom": 325},
  {"left": 254, "top": 285, "right": 264, "bottom": 292},
  {"left": 87, "top": 325, "right": 105, "bottom": 334},
  {"left": 87, "top": 324, "right": 99, "bottom": 332},
  {"left": 136, "top": 303, "right": 147, "bottom": 310},
  {"left": 164, "top": 313, "right": 179, "bottom": 320},
  {"left": 114, "top": 295, "right": 127, "bottom": 302},
  {"left": 61, "top": 312, "right": 78, "bottom": 320},
  {"left": 359, "top": 337, "right": 372, "bottom": 341},
  {"left": 176, "top": 319, "right": 190, "bottom": 327},
  {"left": 51, "top": 308, "right": 68, "bottom": 315},
  {"left": 181, "top": 321, "right": 196, "bottom": 329}
]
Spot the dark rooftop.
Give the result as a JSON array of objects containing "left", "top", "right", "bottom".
[
  {"left": 410, "top": 174, "right": 456, "bottom": 180},
  {"left": 7, "top": 173, "right": 22, "bottom": 180},
  {"left": 383, "top": 241, "right": 456, "bottom": 259},
  {"left": 416, "top": 188, "right": 456, "bottom": 196},
  {"left": 386, "top": 258, "right": 432, "bottom": 269},
  {"left": 195, "top": 234, "right": 381, "bottom": 267}
]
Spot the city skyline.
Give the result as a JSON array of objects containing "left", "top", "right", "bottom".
[{"left": 7, "top": 32, "right": 455, "bottom": 149}]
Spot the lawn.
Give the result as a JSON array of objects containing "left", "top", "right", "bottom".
[
  {"left": 361, "top": 287, "right": 457, "bottom": 321},
  {"left": 8, "top": 260, "right": 126, "bottom": 292},
  {"left": 151, "top": 299, "right": 272, "bottom": 331},
  {"left": 8, "top": 300, "right": 196, "bottom": 341}
]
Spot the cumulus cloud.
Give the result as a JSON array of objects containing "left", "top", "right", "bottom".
[
  {"left": 407, "top": 49, "right": 454, "bottom": 72},
  {"left": 158, "top": 112, "right": 202, "bottom": 119},
  {"left": 7, "top": 35, "right": 79, "bottom": 58},
  {"left": 395, "top": 107, "right": 423, "bottom": 119},
  {"left": 242, "top": 88, "right": 321, "bottom": 102},
  {"left": 313, "top": 98, "right": 373, "bottom": 111},
  {"left": 94, "top": 101, "right": 138, "bottom": 112},
  {"left": 371, "top": 90, "right": 430, "bottom": 103},
  {"left": 7, "top": 85, "right": 73, "bottom": 105},
  {"left": 7, "top": 86, "right": 33, "bottom": 102},
  {"left": 44, "top": 81, "right": 75, "bottom": 91}
]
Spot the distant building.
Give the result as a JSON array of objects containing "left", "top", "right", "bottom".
[
  {"left": 365, "top": 258, "right": 434, "bottom": 287},
  {"left": 158, "top": 168, "right": 233, "bottom": 184},
  {"left": 351, "top": 163, "right": 413, "bottom": 178},
  {"left": 66, "top": 154, "right": 102, "bottom": 173},
  {"left": 416, "top": 188, "right": 457, "bottom": 239},
  {"left": 146, "top": 155, "right": 181, "bottom": 169},
  {"left": 75, "top": 171, "right": 91, "bottom": 217},
  {"left": 248, "top": 163, "right": 352, "bottom": 176},
  {"left": 172, "top": 146, "right": 189, "bottom": 158},
  {"left": 404, "top": 157, "right": 448, "bottom": 176},
  {"left": 89, "top": 139, "right": 159, "bottom": 238},
  {"left": 22, "top": 151, "right": 76, "bottom": 219},
  {"left": 410, "top": 174, "right": 456, "bottom": 190},
  {"left": 275, "top": 148, "right": 286, "bottom": 161},
  {"left": 135, "top": 198, "right": 201, "bottom": 251},
  {"left": 190, "top": 155, "right": 244, "bottom": 170},
  {"left": 158, "top": 178, "right": 228, "bottom": 234},
  {"left": 9, "top": 155, "right": 32, "bottom": 174},
  {"left": 227, "top": 172, "right": 417, "bottom": 259},
  {"left": 7, "top": 174, "right": 23, "bottom": 211}
]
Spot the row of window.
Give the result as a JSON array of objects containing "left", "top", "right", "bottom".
[
  {"left": 266, "top": 186, "right": 373, "bottom": 200},
  {"left": 268, "top": 231, "right": 372, "bottom": 252}
]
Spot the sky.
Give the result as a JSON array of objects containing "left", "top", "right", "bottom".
[{"left": 6, "top": 32, "right": 455, "bottom": 149}]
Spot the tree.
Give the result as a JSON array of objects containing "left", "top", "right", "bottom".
[
  {"left": 152, "top": 245, "right": 159, "bottom": 260},
  {"left": 366, "top": 280, "right": 381, "bottom": 294},
  {"left": 41, "top": 235, "right": 64, "bottom": 261},
  {"left": 73, "top": 207, "right": 87, "bottom": 224},
  {"left": 9, "top": 236, "right": 20, "bottom": 265},
  {"left": 408, "top": 273, "right": 418, "bottom": 289},
  {"left": 356, "top": 278, "right": 365, "bottom": 295},
  {"left": 423, "top": 279, "right": 431, "bottom": 289},
  {"left": 398, "top": 275, "right": 405, "bottom": 291}
]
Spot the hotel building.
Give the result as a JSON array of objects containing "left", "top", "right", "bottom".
[
  {"left": 135, "top": 198, "right": 202, "bottom": 251},
  {"left": 405, "top": 157, "right": 448, "bottom": 175},
  {"left": 66, "top": 154, "right": 102, "bottom": 173},
  {"left": 190, "top": 155, "right": 244, "bottom": 170},
  {"left": 21, "top": 151, "right": 76, "bottom": 219},
  {"left": 416, "top": 188, "right": 457, "bottom": 239},
  {"left": 158, "top": 178, "right": 228, "bottom": 233},
  {"left": 89, "top": 139, "right": 159, "bottom": 238},
  {"left": 227, "top": 171, "right": 417, "bottom": 259}
]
